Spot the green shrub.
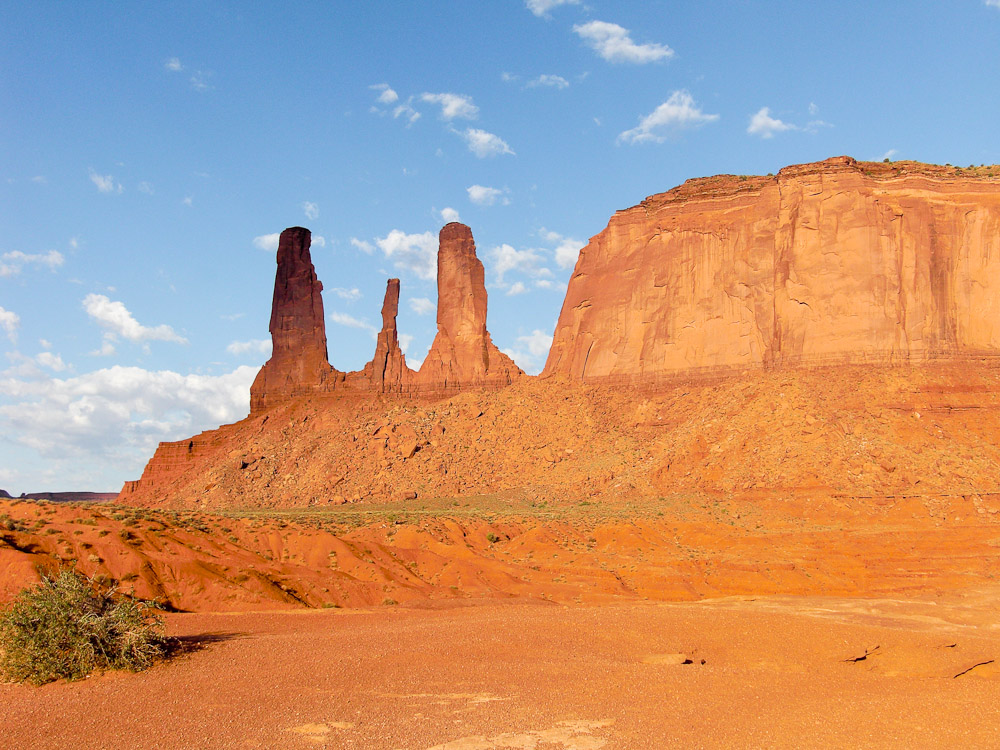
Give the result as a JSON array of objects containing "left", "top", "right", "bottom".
[{"left": 0, "top": 568, "right": 166, "bottom": 685}]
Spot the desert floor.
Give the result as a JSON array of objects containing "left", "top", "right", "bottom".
[{"left": 4, "top": 587, "right": 1000, "bottom": 749}]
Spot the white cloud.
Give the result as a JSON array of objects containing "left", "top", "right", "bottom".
[
  {"left": 506, "top": 281, "right": 528, "bottom": 296},
  {"left": 525, "top": 0, "right": 579, "bottom": 17},
  {"left": 534, "top": 279, "right": 567, "bottom": 292},
  {"left": 527, "top": 74, "right": 569, "bottom": 89},
  {"left": 253, "top": 233, "right": 280, "bottom": 252},
  {"left": 39, "top": 339, "right": 51, "bottom": 350},
  {"left": 489, "top": 244, "right": 547, "bottom": 283},
  {"left": 747, "top": 107, "right": 796, "bottom": 138},
  {"left": 311, "top": 235, "right": 326, "bottom": 248},
  {"left": 398, "top": 333, "right": 413, "bottom": 354},
  {"left": 35, "top": 352, "right": 66, "bottom": 372},
  {"left": 350, "top": 237, "right": 375, "bottom": 254},
  {"left": 501, "top": 329, "right": 553, "bottom": 375},
  {"left": 332, "top": 287, "right": 362, "bottom": 300},
  {"left": 89, "top": 170, "right": 123, "bottom": 194},
  {"left": 137, "top": 181, "right": 154, "bottom": 194},
  {"left": 0, "top": 306, "right": 20, "bottom": 342},
  {"left": 409, "top": 297, "right": 436, "bottom": 316},
  {"left": 370, "top": 83, "right": 399, "bottom": 104},
  {"left": 808, "top": 102, "right": 819, "bottom": 116},
  {"left": 226, "top": 339, "right": 271, "bottom": 356},
  {"left": 375, "top": 230, "right": 438, "bottom": 280},
  {"left": 617, "top": 91, "right": 719, "bottom": 144},
  {"left": 90, "top": 341, "right": 116, "bottom": 357},
  {"left": 31, "top": 175, "right": 46, "bottom": 184},
  {"left": 439, "top": 207, "right": 461, "bottom": 223},
  {"left": 501, "top": 72, "right": 519, "bottom": 83},
  {"left": 189, "top": 71, "right": 211, "bottom": 92},
  {"left": 165, "top": 57, "right": 182, "bottom": 71},
  {"left": 303, "top": 201, "right": 319, "bottom": 221},
  {"left": 467, "top": 185, "right": 506, "bottom": 206},
  {"left": 988, "top": 1, "right": 1000, "bottom": 7},
  {"left": 881, "top": 149, "right": 899, "bottom": 161},
  {"left": 82, "top": 294, "right": 187, "bottom": 344},
  {"left": 541, "top": 229, "right": 583, "bottom": 269},
  {"left": 420, "top": 92, "right": 479, "bottom": 121},
  {"left": 181, "top": 195, "right": 194, "bottom": 206},
  {"left": 460, "top": 128, "right": 515, "bottom": 158},
  {"left": 0, "top": 365, "right": 258, "bottom": 466},
  {"left": 330, "top": 312, "right": 377, "bottom": 338},
  {"left": 573, "top": 20, "right": 673, "bottom": 64},
  {"left": 0, "top": 250, "right": 64, "bottom": 278},
  {"left": 393, "top": 102, "right": 421, "bottom": 124}
]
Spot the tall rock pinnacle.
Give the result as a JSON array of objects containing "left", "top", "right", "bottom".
[
  {"left": 350, "top": 278, "right": 413, "bottom": 391},
  {"left": 417, "top": 223, "right": 522, "bottom": 388},
  {"left": 250, "top": 227, "right": 339, "bottom": 411}
]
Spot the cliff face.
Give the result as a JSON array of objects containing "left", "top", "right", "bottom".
[
  {"left": 544, "top": 156, "right": 1000, "bottom": 381},
  {"left": 250, "top": 227, "right": 340, "bottom": 411},
  {"left": 416, "top": 223, "right": 522, "bottom": 388}
]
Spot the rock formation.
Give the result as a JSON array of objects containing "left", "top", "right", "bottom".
[
  {"left": 347, "top": 278, "right": 414, "bottom": 392},
  {"left": 250, "top": 227, "right": 340, "bottom": 412},
  {"left": 416, "top": 223, "right": 522, "bottom": 388},
  {"left": 544, "top": 157, "right": 1000, "bottom": 381}
]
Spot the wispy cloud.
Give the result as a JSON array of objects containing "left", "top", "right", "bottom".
[
  {"left": 617, "top": 91, "right": 718, "bottom": 144},
  {"left": 489, "top": 244, "right": 549, "bottom": 284},
  {"left": 527, "top": 74, "right": 569, "bottom": 89},
  {"left": 332, "top": 287, "right": 362, "bottom": 301},
  {"left": 350, "top": 238, "right": 375, "bottom": 254},
  {"left": 409, "top": 297, "right": 435, "bottom": 316},
  {"left": 165, "top": 57, "right": 182, "bottom": 72},
  {"left": 573, "top": 20, "right": 673, "bottom": 64},
  {"left": 253, "top": 233, "right": 280, "bottom": 252},
  {"left": 0, "top": 306, "right": 20, "bottom": 342},
  {"left": 0, "top": 250, "right": 64, "bottom": 278},
  {"left": 303, "top": 201, "right": 319, "bottom": 221},
  {"left": 501, "top": 329, "right": 553, "bottom": 374},
  {"left": 420, "top": 92, "right": 479, "bottom": 120},
  {"left": 506, "top": 281, "right": 528, "bottom": 296},
  {"left": 329, "top": 312, "right": 377, "bottom": 337},
  {"left": 370, "top": 83, "right": 399, "bottom": 104},
  {"left": 525, "top": 0, "right": 579, "bottom": 17},
  {"left": 459, "top": 128, "right": 515, "bottom": 158},
  {"left": 540, "top": 228, "right": 583, "bottom": 269},
  {"left": 89, "top": 170, "right": 123, "bottom": 194},
  {"left": 82, "top": 294, "right": 187, "bottom": 345},
  {"left": 467, "top": 184, "right": 508, "bottom": 206},
  {"left": 747, "top": 107, "right": 796, "bottom": 138},
  {"left": 226, "top": 339, "right": 271, "bottom": 356}
]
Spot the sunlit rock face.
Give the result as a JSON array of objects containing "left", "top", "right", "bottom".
[{"left": 544, "top": 157, "right": 1000, "bottom": 381}]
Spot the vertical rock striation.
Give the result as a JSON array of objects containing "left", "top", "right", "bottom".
[
  {"left": 417, "top": 222, "right": 522, "bottom": 388},
  {"left": 250, "top": 227, "right": 339, "bottom": 412},
  {"left": 544, "top": 157, "right": 1000, "bottom": 381},
  {"left": 349, "top": 278, "right": 414, "bottom": 391}
]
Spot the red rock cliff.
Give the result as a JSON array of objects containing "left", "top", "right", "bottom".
[
  {"left": 417, "top": 223, "right": 522, "bottom": 388},
  {"left": 544, "top": 157, "right": 1000, "bottom": 381},
  {"left": 250, "top": 227, "right": 340, "bottom": 411}
]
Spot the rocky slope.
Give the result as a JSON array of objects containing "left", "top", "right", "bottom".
[{"left": 544, "top": 156, "right": 1000, "bottom": 381}]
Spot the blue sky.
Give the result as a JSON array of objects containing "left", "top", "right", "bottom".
[{"left": 2, "top": 0, "right": 999, "bottom": 493}]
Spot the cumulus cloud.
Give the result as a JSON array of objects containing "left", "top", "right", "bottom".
[
  {"left": 0, "top": 365, "right": 258, "bottom": 472},
  {"left": 409, "top": 297, "right": 436, "bottom": 316},
  {"left": 89, "top": 170, "right": 123, "bottom": 194},
  {"left": 527, "top": 74, "right": 569, "bottom": 89},
  {"left": 330, "top": 312, "right": 377, "bottom": 337},
  {"left": 226, "top": 339, "right": 271, "bottom": 356},
  {"left": 370, "top": 83, "right": 399, "bottom": 104},
  {"left": 350, "top": 238, "right": 375, "bottom": 254},
  {"left": 489, "top": 244, "right": 548, "bottom": 284},
  {"left": 747, "top": 107, "right": 796, "bottom": 138},
  {"left": 440, "top": 207, "right": 461, "bottom": 223},
  {"left": 35, "top": 352, "right": 66, "bottom": 371},
  {"left": 617, "top": 91, "right": 719, "bottom": 144},
  {"left": 501, "top": 329, "right": 553, "bottom": 375},
  {"left": 420, "top": 92, "right": 479, "bottom": 121},
  {"left": 302, "top": 201, "right": 319, "bottom": 221},
  {"left": 540, "top": 229, "right": 583, "bottom": 269},
  {"left": 460, "top": 128, "right": 515, "bottom": 158},
  {"left": 573, "top": 21, "right": 673, "bottom": 64},
  {"left": 506, "top": 281, "right": 528, "bottom": 296},
  {"left": 467, "top": 185, "right": 507, "bottom": 206},
  {"left": 0, "top": 250, "right": 64, "bottom": 278},
  {"left": 393, "top": 101, "right": 421, "bottom": 124},
  {"left": 375, "top": 230, "right": 438, "bottom": 280},
  {"left": 0, "top": 306, "right": 20, "bottom": 342},
  {"left": 253, "top": 233, "right": 280, "bottom": 251},
  {"left": 82, "top": 294, "right": 187, "bottom": 345},
  {"left": 165, "top": 57, "right": 182, "bottom": 71},
  {"left": 525, "top": 0, "right": 579, "bottom": 17}
]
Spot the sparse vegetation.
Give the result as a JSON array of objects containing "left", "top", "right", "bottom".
[{"left": 0, "top": 568, "right": 166, "bottom": 685}]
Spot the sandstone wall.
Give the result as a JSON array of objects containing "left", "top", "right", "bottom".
[{"left": 544, "top": 157, "right": 1000, "bottom": 381}]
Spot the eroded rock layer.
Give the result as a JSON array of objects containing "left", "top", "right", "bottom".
[
  {"left": 416, "top": 223, "right": 522, "bottom": 388},
  {"left": 544, "top": 157, "right": 1000, "bottom": 381},
  {"left": 249, "top": 227, "right": 340, "bottom": 411},
  {"left": 347, "top": 278, "right": 415, "bottom": 392}
]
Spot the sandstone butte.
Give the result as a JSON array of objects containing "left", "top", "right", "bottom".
[{"left": 116, "top": 156, "right": 1000, "bottom": 509}]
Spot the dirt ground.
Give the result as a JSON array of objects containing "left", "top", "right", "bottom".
[{"left": 3, "top": 591, "right": 1000, "bottom": 749}]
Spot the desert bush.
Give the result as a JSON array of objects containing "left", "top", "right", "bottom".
[{"left": 0, "top": 568, "right": 166, "bottom": 685}]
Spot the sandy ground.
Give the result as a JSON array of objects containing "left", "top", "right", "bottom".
[{"left": 4, "top": 589, "right": 1000, "bottom": 749}]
